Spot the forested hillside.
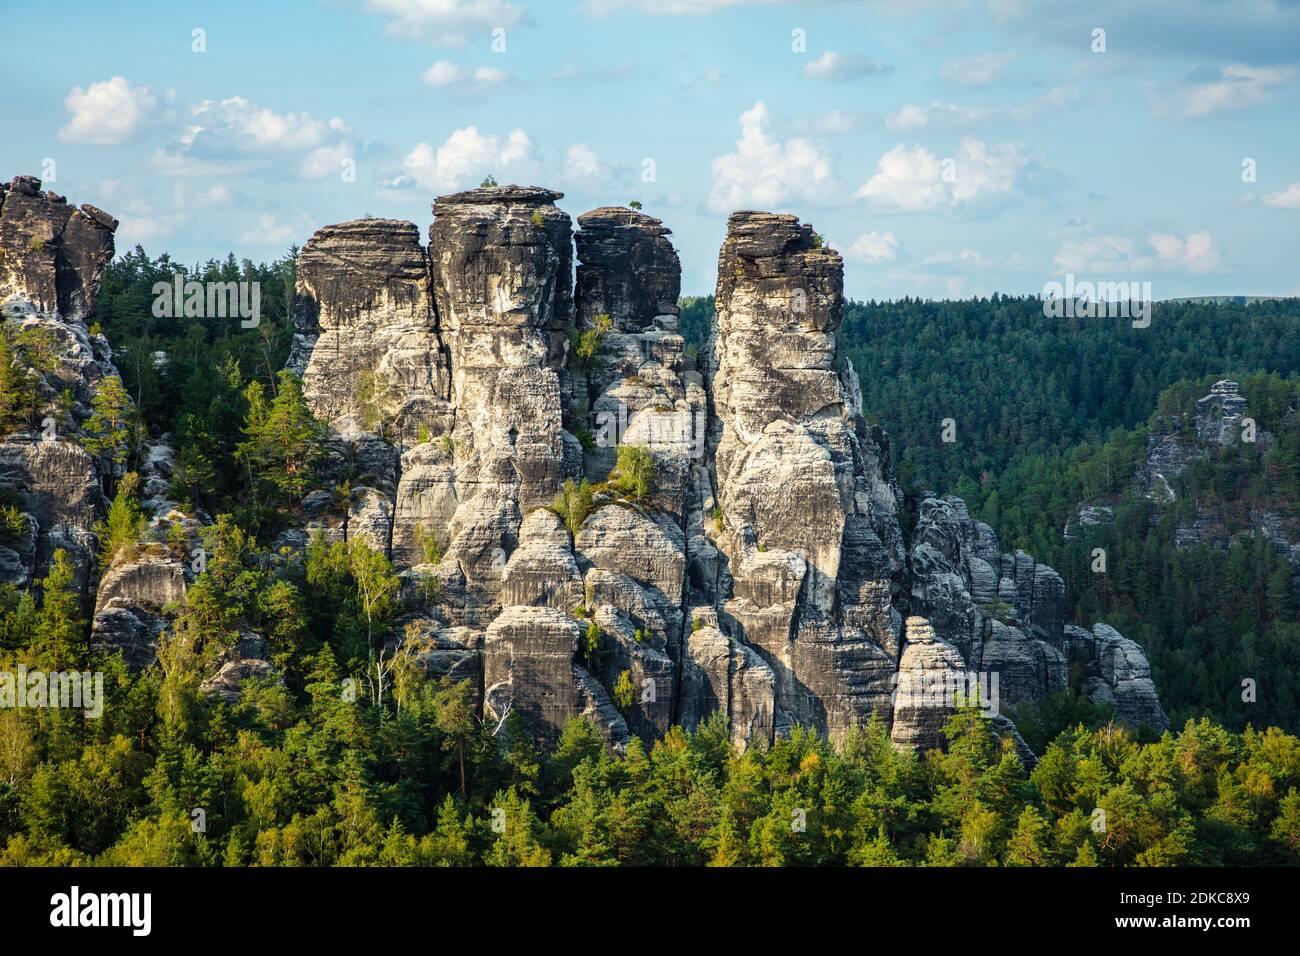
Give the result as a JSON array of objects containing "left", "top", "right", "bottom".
[
  {"left": 3, "top": 226, "right": 1297, "bottom": 867},
  {"left": 92, "top": 247, "right": 299, "bottom": 536},
  {"left": 967, "top": 374, "right": 1300, "bottom": 733},
  {"left": 841, "top": 295, "right": 1299, "bottom": 493},
  {"left": 679, "top": 296, "right": 1300, "bottom": 734}
]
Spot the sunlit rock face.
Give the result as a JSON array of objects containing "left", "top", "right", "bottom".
[
  {"left": 706, "top": 211, "right": 904, "bottom": 746},
  {"left": 297, "top": 217, "right": 450, "bottom": 441},
  {"left": 0, "top": 175, "right": 117, "bottom": 324},
  {"left": 0, "top": 176, "right": 120, "bottom": 593},
  {"left": 276, "top": 189, "right": 1170, "bottom": 753}
]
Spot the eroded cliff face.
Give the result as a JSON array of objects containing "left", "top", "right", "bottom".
[
  {"left": 0, "top": 176, "right": 198, "bottom": 671},
  {"left": 704, "top": 212, "right": 905, "bottom": 745},
  {"left": 0, "top": 176, "right": 1170, "bottom": 742},
  {"left": 0, "top": 176, "right": 120, "bottom": 592},
  {"left": 281, "top": 189, "right": 1168, "bottom": 756},
  {"left": 0, "top": 175, "right": 118, "bottom": 325},
  {"left": 1132, "top": 379, "right": 1300, "bottom": 592},
  {"left": 908, "top": 495, "right": 1169, "bottom": 742}
]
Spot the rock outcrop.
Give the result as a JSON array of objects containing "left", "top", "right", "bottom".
[
  {"left": 1076, "top": 624, "right": 1168, "bottom": 728},
  {"left": 278, "top": 191, "right": 1170, "bottom": 754},
  {"left": 297, "top": 218, "right": 451, "bottom": 439},
  {"left": 909, "top": 494, "right": 1167, "bottom": 732},
  {"left": 0, "top": 176, "right": 208, "bottom": 679},
  {"left": 1195, "top": 379, "right": 1250, "bottom": 446},
  {"left": 1131, "top": 379, "right": 1299, "bottom": 595},
  {"left": 89, "top": 549, "right": 188, "bottom": 670},
  {"left": 0, "top": 174, "right": 1171, "bottom": 756},
  {"left": 1, "top": 174, "right": 118, "bottom": 324},
  {"left": 704, "top": 211, "right": 905, "bottom": 746},
  {"left": 0, "top": 176, "right": 121, "bottom": 591}
]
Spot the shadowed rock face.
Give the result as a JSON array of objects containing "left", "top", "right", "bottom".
[
  {"left": 297, "top": 218, "right": 450, "bottom": 440},
  {"left": 0, "top": 175, "right": 118, "bottom": 324},
  {"left": 575, "top": 207, "right": 680, "bottom": 334},
  {"left": 0, "top": 177, "right": 120, "bottom": 593},
  {"left": 272, "top": 189, "right": 1171, "bottom": 753},
  {"left": 907, "top": 494, "right": 1167, "bottom": 732}
]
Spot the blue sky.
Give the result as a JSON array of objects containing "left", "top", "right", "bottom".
[{"left": 2, "top": 0, "right": 1298, "bottom": 299}]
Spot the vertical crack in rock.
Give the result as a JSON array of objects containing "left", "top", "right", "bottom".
[
  {"left": 295, "top": 217, "right": 452, "bottom": 558},
  {"left": 569, "top": 206, "right": 701, "bottom": 743},
  {"left": 429, "top": 186, "right": 577, "bottom": 617}
]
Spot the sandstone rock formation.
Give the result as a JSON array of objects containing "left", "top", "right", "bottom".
[
  {"left": 89, "top": 549, "right": 188, "bottom": 670},
  {"left": 297, "top": 218, "right": 450, "bottom": 439},
  {"left": 279, "top": 189, "right": 1170, "bottom": 755},
  {"left": 1195, "top": 379, "right": 1250, "bottom": 446},
  {"left": 0, "top": 176, "right": 120, "bottom": 590},
  {"left": 0, "top": 173, "right": 1171, "bottom": 756},
  {"left": 909, "top": 494, "right": 1167, "bottom": 731},
  {"left": 0, "top": 176, "right": 207, "bottom": 683},
  {"left": 704, "top": 211, "right": 904, "bottom": 745},
  {"left": 1, "top": 174, "right": 118, "bottom": 324},
  {"left": 1132, "top": 379, "right": 1299, "bottom": 594}
]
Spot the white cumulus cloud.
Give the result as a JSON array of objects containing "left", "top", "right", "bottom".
[
  {"left": 708, "top": 101, "right": 833, "bottom": 213},
  {"left": 397, "top": 126, "right": 535, "bottom": 192},
  {"left": 847, "top": 231, "right": 900, "bottom": 264},
  {"left": 564, "top": 143, "right": 603, "bottom": 179},
  {"left": 1054, "top": 231, "right": 1221, "bottom": 274},
  {"left": 1148, "top": 63, "right": 1293, "bottom": 118},
  {"left": 887, "top": 87, "right": 1079, "bottom": 131},
  {"left": 155, "top": 98, "right": 356, "bottom": 180},
  {"left": 184, "top": 97, "right": 328, "bottom": 151},
  {"left": 1148, "top": 231, "right": 1220, "bottom": 272},
  {"left": 421, "top": 60, "right": 509, "bottom": 88},
  {"left": 361, "top": 0, "right": 524, "bottom": 45},
  {"left": 1263, "top": 183, "right": 1300, "bottom": 209},
  {"left": 856, "top": 144, "right": 947, "bottom": 212},
  {"left": 59, "top": 77, "right": 159, "bottom": 145},
  {"left": 856, "top": 137, "right": 1055, "bottom": 215},
  {"left": 238, "top": 212, "right": 316, "bottom": 247}
]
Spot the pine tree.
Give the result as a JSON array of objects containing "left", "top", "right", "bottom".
[
  {"left": 95, "top": 471, "right": 146, "bottom": 568},
  {"left": 82, "top": 375, "right": 137, "bottom": 484},
  {"left": 423, "top": 795, "right": 474, "bottom": 866},
  {"left": 433, "top": 678, "right": 478, "bottom": 797},
  {"left": 237, "top": 370, "right": 324, "bottom": 506},
  {"left": 707, "top": 805, "right": 745, "bottom": 867},
  {"left": 483, "top": 788, "right": 552, "bottom": 867},
  {"left": 0, "top": 330, "right": 41, "bottom": 433},
  {"left": 1005, "top": 805, "right": 1054, "bottom": 866},
  {"left": 34, "top": 549, "right": 87, "bottom": 669}
]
